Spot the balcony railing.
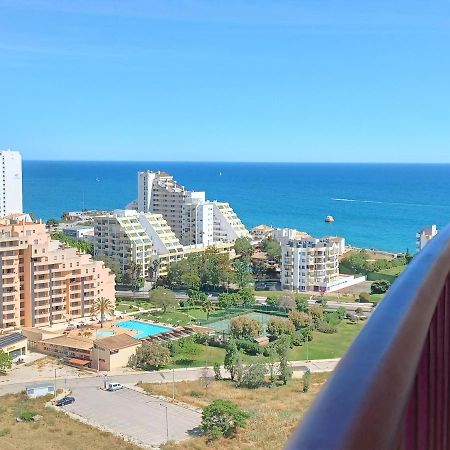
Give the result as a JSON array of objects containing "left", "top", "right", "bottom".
[{"left": 287, "top": 224, "right": 450, "bottom": 450}]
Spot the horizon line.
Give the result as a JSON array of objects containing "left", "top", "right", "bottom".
[{"left": 21, "top": 159, "right": 450, "bottom": 165}]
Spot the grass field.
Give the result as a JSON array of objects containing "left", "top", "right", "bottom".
[
  {"left": 288, "top": 320, "right": 365, "bottom": 360},
  {"left": 138, "top": 373, "right": 330, "bottom": 450},
  {"left": 168, "top": 319, "right": 365, "bottom": 368},
  {"left": 0, "top": 393, "right": 140, "bottom": 450},
  {"left": 207, "top": 311, "right": 283, "bottom": 334}
]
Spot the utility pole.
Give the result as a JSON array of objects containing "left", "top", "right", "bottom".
[
  {"left": 54, "top": 368, "right": 57, "bottom": 401},
  {"left": 172, "top": 368, "right": 175, "bottom": 401}
]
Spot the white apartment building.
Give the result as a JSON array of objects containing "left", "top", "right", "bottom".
[
  {"left": 416, "top": 225, "right": 438, "bottom": 252},
  {"left": 94, "top": 210, "right": 153, "bottom": 279},
  {"left": 281, "top": 233, "right": 364, "bottom": 293},
  {"left": 0, "top": 150, "right": 23, "bottom": 217},
  {"left": 94, "top": 209, "right": 234, "bottom": 281},
  {"left": 136, "top": 170, "right": 248, "bottom": 246}
]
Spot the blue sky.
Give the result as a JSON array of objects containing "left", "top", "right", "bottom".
[{"left": 1, "top": 0, "right": 449, "bottom": 162}]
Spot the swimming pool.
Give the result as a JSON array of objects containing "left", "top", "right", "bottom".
[
  {"left": 115, "top": 320, "right": 172, "bottom": 339},
  {"left": 96, "top": 330, "right": 116, "bottom": 338}
]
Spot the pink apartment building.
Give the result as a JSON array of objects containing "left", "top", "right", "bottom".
[{"left": 0, "top": 215, "right": 115, "bottom": 331}]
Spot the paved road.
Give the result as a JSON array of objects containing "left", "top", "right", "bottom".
[
  {"left": 0, "top": 359, "right": 339, "bottom": 396},
  {"left": 63, "top": 385, "right": 200, "bottom": 447}
]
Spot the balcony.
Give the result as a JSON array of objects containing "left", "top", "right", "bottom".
[{"left": 287, "top": 224, "right": 450, "bottom": 450}]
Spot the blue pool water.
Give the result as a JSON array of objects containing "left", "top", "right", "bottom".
[
  {"left": 96, "top": 330, "right": 116, "bottom": 338},
  {"left": 116, "top": 320, "right": 172, "bottom": 339}
]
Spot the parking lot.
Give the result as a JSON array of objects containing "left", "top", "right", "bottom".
[{"left": 63, "top": 384, "right": 201, "bottom": 447}]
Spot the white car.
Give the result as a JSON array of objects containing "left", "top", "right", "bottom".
[{"left": 107, "top": 382, "right": 124, "bottom": 392}]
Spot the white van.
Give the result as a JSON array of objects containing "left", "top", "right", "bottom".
[{"left": 107, "top": 382, "right": 124, "bottom": 392}]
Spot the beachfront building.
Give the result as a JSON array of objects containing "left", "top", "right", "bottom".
[
  {"left": 416, "top": 225, "right": 438, "bottom": 252},
  {"left": 135, "top": 170, "right": 249, "bottom": 246},
  {"left": 0, "top": 215, "right": 115, "bottom": 331},
  {"left": 250, "top": 224, "right": 274, "bottom": 242},
  {"left": 94, "top": 209, "right": 234, "bottom": 281},
  {"left": 281, "top": 232, "right": 363, "bottom": 292},
  {"left": 0, "top": 150, "right": 23, "bottom": 218},
  {"left": 93, "top": 210, "right": 153, "bottom": 279}
]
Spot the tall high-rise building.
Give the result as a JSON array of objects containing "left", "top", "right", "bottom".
[
  {"left": 0, "top": 215, "right": 115, "bottom": 331},
  {"left": 0, "top": 150, "right": 23, "bottom": 217},
  {"left": 136, "top": 170, "right": 248, "bottom": 245}
]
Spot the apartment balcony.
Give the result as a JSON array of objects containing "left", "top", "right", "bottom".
[{"left": 287, "top": 224, "right": 450, "bottom": 450}]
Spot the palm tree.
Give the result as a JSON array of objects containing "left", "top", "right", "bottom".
[
  {"left": 149, "top": 259, "right": 160, "bottom": 282},
  {"left": 90, "top": 297, "right": 115, "bottom": 328}
]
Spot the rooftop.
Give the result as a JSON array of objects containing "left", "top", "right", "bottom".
[
  {"left": 40, "top": 335, "right": 94, "bottom": 350},
  {"left": 0, "top": 333, "right": 27, "bottom": 349},
  {"left": 94, "top": 333, "right": 140, "bottom": 350}
]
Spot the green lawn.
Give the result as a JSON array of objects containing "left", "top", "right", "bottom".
[
  {"left": 168, "top": 319, "right": 365, "bottom": 369},
  {"left": 288, "top": 320, "right": 365, "bottom": 360},
  {"left": 377, "top": 265, "right": 406, "bottom": 276}
]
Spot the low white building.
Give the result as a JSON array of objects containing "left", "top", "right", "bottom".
[
  {"left": 416, "top": 225, "right": 438, "bottom": 252},
  {"left": 281, "top": 232, "right": 364, "bottom": 292}
]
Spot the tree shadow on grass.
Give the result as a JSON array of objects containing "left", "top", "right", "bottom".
[{"left": 174, "top": 358, "right": 196, "bottom": 367}]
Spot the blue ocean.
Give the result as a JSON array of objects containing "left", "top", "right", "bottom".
[{"left": 23, "top": 161, "right": 450, "bottom": 253}]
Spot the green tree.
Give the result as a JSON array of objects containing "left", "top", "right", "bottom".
[
  {"left": 148, "top": 287, "right": 178, "bottom": 313},
  {"left": 218, "top": 293, "right": 233, "bottom": 309},
  {"left": 302, "top": 369, "right": 311, "bottom": 393},
  {"left": 202, "top": 297, "right": 215, "bottom": 320},
  {"left": 288, "top": 310, "right": 311, "bottom": 330},
  {"left": 260, "top": 237, "right": 282, "bottom": 262},
  {"left": 213, "top": 362, "right": 222, "bottom": 380},
  {"left": 129, "top": 342, "right": 170, "bottom": 370},
  {"left": 239, "top": 359, "right": 266, "bottom": 389},
  {"left": 234, "top": 237, "right": 253, "bottom": 258},
  {"left": 238, "top": 287, "right": 255, "bottom": 306},
  {"left": 267, "top": 317, "right": 295, "bottom": 338},
  {"left": 188, "top": 289, "right": 208, "bottom": 305},
  {"left": 232, "top": 258, "right": 254, "bottom": 289},
  {"left": 90, "top": 297, "right": 114, "bottom": 328},
  {"left": 224, "top": 339, "right": 240, "bottom": 381},
  {"left": 277, "top": 336, "right": 293, "bottom": 385},
  {"left": 0, "top": 350, "right": 12, "bottom": 372},
  {"left": 371, "top": 280, "right": 391, "bottom": 294},
  {"left": 201, "top": 400, "right": 249, "bottom": 439},
  {"left": 295, "top": 295, "right": 309, "bottom": 312},
  {"left": 266, "top": 294, "right": 280, "bottom": 307},
  {"left": 336, "top": 306, "right": 347, "bottom": 320},
  {"left": 149, "top": 259, "right": 161, "bottom": 282},
  {"left": 230, "top": 316, "right": 262, "bottom": 339}
]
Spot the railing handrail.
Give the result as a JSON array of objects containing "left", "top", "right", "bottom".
[{"left": 287, "top": 224, "right": 450, "bottom": 450}]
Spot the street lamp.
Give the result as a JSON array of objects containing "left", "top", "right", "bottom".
[{"left": 146, "top": 400, "right": 169, "bottom": 443}]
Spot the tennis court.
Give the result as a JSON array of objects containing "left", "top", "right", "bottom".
[{"left": 208, "top": 311, "right": 285, "bottom": 335}]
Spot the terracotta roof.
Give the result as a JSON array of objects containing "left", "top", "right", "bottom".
[
  {"left": 94, "top": 333, "right": 139, "bottom": 350},
  {"left": 40, "top": 335, "right": 93, "bottom": 350}
]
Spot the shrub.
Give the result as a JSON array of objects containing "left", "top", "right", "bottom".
[
  {"left": 371, "top": 280, "right": 391, "bottom": 294},
  {"left": 295, "top": 295, "right": 309, "bottom": 312},
  {"left": 291, "top": 331, "right": 304, "bottom": 346},
  {"left": 20, "top": 410, "right": 37, "bottom": 422},
  {"left": 267, "top": 317, "right": 295, "bottom": 338},
  {"left": 266, "top": 294, "right": 280, "bottom": 307},
  {"left": 168, "top": 337, "right": 197, "bottom": 356},
  {"left": 358, "top": 292, "right": 371, "bottom": 303},
  {"left": 336, "top": 306, "right": 347, "bottom": 320},
  {"left": 201, "top": 400, "right": 249, "bottom": 439},
  {"left": 193, "top": 333, "right": 208, "bottom": 345},
  {"left": 235, "top": 339, "right": 262, "bottom": 356},
  {"left": 239, "top": 359, "right": 267, "bottom": 389},
  {"left": 317, "top": 321, "right": 337, "bottom": 334},
  {"left": 213, "top": 362, "right": 222, "bottom": 380},
  {"left": 309, "top": 305, "right": 324, "bottom": 323},
  {"left": 302, "top": 369, "right": 311, "bottom": 393},
  {"left": 325, "top": 312, "right": 341, "bottom": 326}
]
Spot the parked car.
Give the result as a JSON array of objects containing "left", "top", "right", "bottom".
[
  {"left": 107, "top": 382, "right": 124, "bottom": 392},
  {"left": 56, "top": 396, "right": 75, "bottom": 406}
]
